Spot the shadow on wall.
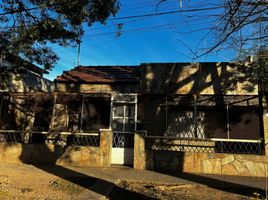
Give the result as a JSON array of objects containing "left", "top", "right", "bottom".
[
  {"left": 138, "top": 62, "right": 262, "bottom": 138},
  {"left": 141, "top": 62, "right": 257, "bottom": 95}
]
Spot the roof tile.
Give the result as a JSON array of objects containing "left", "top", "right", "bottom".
[{"left": 56, "top": 66, "right": 140, "bottom": 83}]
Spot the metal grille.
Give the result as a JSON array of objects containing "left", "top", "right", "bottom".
[
  {"left": 166, "top": 110, "right": 205, "bottom": 138},
  {"left": 146, "top": 138, "right": 215, "bottom": 153},
  {"left": 30, "top": 133, "right": 68, "bottom": 145},
  {"left": 215, "top": 141, "right": 263, "bottom": 155},
  {"left": 165, "top": 95, "right": 260, "bottom": 140},
  {"left": 67, "top": 134, "right": 99, "bottom": 147},
  {"left": 30, "top": 132, "right": 100, "bottom": 147},
  {"left": 145, "top": 137, "right": 264, "bottom": 155},
  {"left": 0, "top": 131, "right": 23, "bottom": 143},
  {"left": 112, "top": 132, "right": 134, "bottom": 148}
]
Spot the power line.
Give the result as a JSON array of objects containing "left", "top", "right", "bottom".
[{"left": 109, "top": 6, "right": 223, "bottom": 21}]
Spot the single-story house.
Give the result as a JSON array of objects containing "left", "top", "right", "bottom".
[{"left": 53, "top": 62, "right": 264, "bottom": 166}]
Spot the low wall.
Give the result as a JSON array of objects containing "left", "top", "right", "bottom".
[
  {"left": 134, "top": 133, "right": 268, "bottom": 177},
  {"left": 0, "top": 129, "right": 112, "bottom": 167}
]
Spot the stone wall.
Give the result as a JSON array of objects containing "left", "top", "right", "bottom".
[
  {"left": 134, "top": 132, "right": 268, "bottom": 177},
  {"left": 0, "top": 129, "right": 113, "bottom": 167}
]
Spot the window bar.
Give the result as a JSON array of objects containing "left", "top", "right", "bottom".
[
  {"left": 0, "top": 93, "right": 3, "bottom": 120},
  {"left": 80, "top": 94, "right": 84, "bottom": 132},
  {"left": 194, "top": 94, "right": 198, "bottom": 138},
  {"left": 50, "top": 93, "right": 58, "bottom": 130},
  {"left": 123, "top": 104, "right": 126, "bottom": 132},
  {"left": 226, "top": 102, "right": 230, "bottom": 139},
  {"left": 23, "top": 95, "right": 30, "bottom": 143},
  {"left": 258, "top": 94, "right": 265, "bottom": 144},
  {"left": 165, "top": 95, "right": 168, "bottom": 136},
  {"left": 109, "top": 94, "right": 113, "bottom": 130},
  {"left": 134, "top": 94, "right": 138, "bottom": 131}
]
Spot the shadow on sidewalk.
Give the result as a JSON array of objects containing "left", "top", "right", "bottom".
[
  {"left": 156, "top": 170, "right": 265, "bottom": 197},
  {"left": 33, "top": 164, "right": 155, "bottom": 199}
]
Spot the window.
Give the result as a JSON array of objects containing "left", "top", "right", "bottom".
[{"left": 112, "top": 94, "right": 137, "bottom": 133}]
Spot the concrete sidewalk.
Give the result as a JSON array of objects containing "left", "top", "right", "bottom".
[
  {"left": 61, "top": 165, "right": 267, "bottom": 199},
  {"left": 85, "top": 165, "right": 266, "bottom": 187},
  {"left": 1, "top": 163, "right": 266, "bottom": 199}
]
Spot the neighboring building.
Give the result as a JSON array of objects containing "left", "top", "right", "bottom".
[
  {"left": 0, "top": 52, "right": 53, "bottom": 132},
  {"left": 0, "top": 52, "right": 52, "bottom": 92}
]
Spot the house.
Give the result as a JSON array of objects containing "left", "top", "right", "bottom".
[{"left": 54, "top": 62, "right": 264, "bottom": 167}]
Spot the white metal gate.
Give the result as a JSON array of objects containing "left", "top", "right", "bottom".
[{"left": 111, "top": 94, "right": 137, "bottom": 165}]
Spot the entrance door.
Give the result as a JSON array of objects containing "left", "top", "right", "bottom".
[{"left": 111, "top": 94, "right": 137, "bottom": 165}]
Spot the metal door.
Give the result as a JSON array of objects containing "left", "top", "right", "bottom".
[{"left": 111, "top": 94, "right": 137, "bottom": 165}]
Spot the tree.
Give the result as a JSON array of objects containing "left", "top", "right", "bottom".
[
  {"left": 193, "top": 0, "right": 268, "bottom": 58},
  {"left": 207, "top": 0, "right": 268, "bottom": 58},
  {"left": 0, "top": 0, "right": 120, "bottom": 71}
]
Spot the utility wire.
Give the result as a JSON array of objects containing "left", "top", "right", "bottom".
[
  {"left": 0, "top": 5, "right": 223, "bottom": 19},
  {"left": 109, "top": 6, "right": 223, "bottom": 21}
]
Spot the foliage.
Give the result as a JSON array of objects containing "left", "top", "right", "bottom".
[{"left": 0, "top": 0, "right": 120, "bottom": 70}]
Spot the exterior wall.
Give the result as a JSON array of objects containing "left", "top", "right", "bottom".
[
  {"left": 0, "top": 70, "right": 52, "bottom": 92},
  {"left": 0, "top": 130, "right": 113, "bottom": 167},
  {"left": 137, "top": 95, "right": 166, "bottom": 135},
  {"left": 56, "top": 82, "right": 140, "bottom": 93},
  {"left": 141, "top": 62, "right": 258, "bottom": 95}
]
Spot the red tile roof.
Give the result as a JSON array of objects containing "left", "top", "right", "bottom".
[{"left": 56, "top": 66, "right": 140, "bottom": 83}]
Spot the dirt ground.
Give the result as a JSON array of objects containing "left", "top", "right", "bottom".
[
  {"left": 109, "top": 180, "right": 264, "bottom": 200},
  {"left": 0, "top": 163, "right": 88, "bottom": 200},
  {"left": 0, "top": 163, "right": 265, "bottom": 200}
]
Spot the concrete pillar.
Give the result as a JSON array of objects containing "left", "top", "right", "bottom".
[
  {"left": 263, "top": 114, "right": 268, "bottom": 156},
  {"left": 134, "top": 132, "right": 151, "bottom": 170},
  {"left": 99, "top": 129, "right": 113, "bottom": 167}
]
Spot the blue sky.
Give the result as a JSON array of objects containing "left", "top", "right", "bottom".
[{"left": 45, "top": 0, "right": 233, "bottom": 80}]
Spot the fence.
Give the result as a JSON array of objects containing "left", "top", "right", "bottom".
[
  {"left": 0, "top": 129, "right": 112, "bottom": 167},
  {"left": 134, "top": 132, "right": 267, "bottom": 177},
  {"left": 112, "top": 132, "right": 134, "bottom": 148},
  {"left": 145, "top": 136, "right": 264, "bottom": 155},
  {"left": 0, "top": 130, "right": 100, "bottom": 147}
]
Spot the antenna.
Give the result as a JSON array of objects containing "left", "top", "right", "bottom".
[{"left": 77, "top": 41, "right": 81, "bottom": 66}]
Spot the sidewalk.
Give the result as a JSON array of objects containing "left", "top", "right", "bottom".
[
  {"left": 0, "top": 163, "right": 266, "bottom": 199},
  {"left": 74, "top": 165, "right": 267, "bottom": 190},
  {"left": 62, "top": 164, "right": 267, "bottom": 199}
]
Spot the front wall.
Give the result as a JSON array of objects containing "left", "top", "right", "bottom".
[
  {"left": 134, "top": 130, "right": 268, "bottom": 177},
  {"left": 0, "top": 130, "right": 113, "bottom": 167},
  {"left": 0, "top": 143, "right": 105, "bottom": 167},
  {"left": 149, "top": 151, "right": 267, "bottom": 177}
]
